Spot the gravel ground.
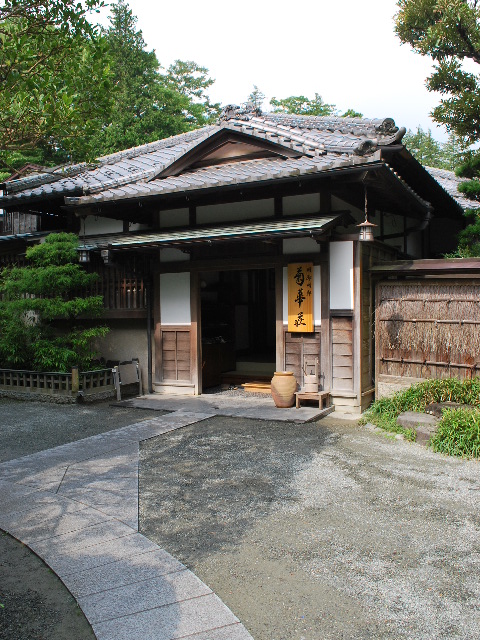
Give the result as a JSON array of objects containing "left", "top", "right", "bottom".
[
  {"left": 139, "top": 415, "right": 480, "bottom": 640},
  {"left": 0, "top": 396, "right": 158, "bottom": 463},
  {"left": 0, "top": 397, "right": 159, "bottom": 640},
  {"left": 0, "top": 531, "right": 96, "bottom": 640}
]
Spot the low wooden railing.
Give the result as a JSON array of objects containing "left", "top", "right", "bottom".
[{"left": 0, "top": 367, "right": 115, "bottom": 401}]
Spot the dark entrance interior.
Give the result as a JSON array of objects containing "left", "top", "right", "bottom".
[{"left": 200, "top": 268, "right": 276, "bottom": 389}]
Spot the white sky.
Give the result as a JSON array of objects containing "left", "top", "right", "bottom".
[{"left": 96, "top": 0, "right": 449, "bottom": 141}]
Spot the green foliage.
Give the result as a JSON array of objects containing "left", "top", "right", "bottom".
[
  {"left": 395, "top": 0, "right": 480, "bottom": 142},
  {"left": 269, "top": 93, "right": 362, "bottom": 118},
  {"left": 92, "top": 1, "right": 219, "bottom": 156},
  {"left": 395, "top": 0, "right": 480, "bottom": 251},
  {"left": 270, "top": 93, "right": 337, "bottom": 116},
  {"left": 403, "top": 126, "right": 444, "bottom": 166},
  {"left": 0, "top": 233, "right": 108, "bottom": 371},
  {"left": 247, "top": 85, "right": 266, "bottom": 111},
  {"left": 403, "top": 126, "right": 470, "bottom": 170},
  {"left": 362, "top": 378, "right": 480, "bottom": 455},
  {"left": 0, "top": 0, "right": 112, "bottom": 172},
  {"left": 164, "top": 60, "right": 221, "bottom": 126},
  {"left": 430, "top": 407, "right": 480, "bottom": 457},
  {"left": 342, "top": 108, "right": 364, "bottom": 118}
]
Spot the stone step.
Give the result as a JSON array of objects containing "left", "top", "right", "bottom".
[{"left": 242, "top": 382, "right": 272, "bottom": 394}]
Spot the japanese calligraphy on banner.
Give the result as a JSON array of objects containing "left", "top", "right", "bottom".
[{"left": 288, "top": 263, "right": 314, "bottom": 332}]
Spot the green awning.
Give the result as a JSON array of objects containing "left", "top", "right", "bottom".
[{"left": 82, "top": 214, "right": 343, "bottom": 251}]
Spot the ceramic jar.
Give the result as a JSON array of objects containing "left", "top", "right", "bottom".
[{"left": 270, "top": 371, "right": 297, "bottom": 408}]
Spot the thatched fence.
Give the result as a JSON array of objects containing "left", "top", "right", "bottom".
[{"left": 376, "top": 279, "right": 480, "bottom": 398}]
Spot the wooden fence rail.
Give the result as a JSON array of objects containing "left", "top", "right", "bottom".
[{"left": 0, "top": 367, "right": 115, "bottom": 400}]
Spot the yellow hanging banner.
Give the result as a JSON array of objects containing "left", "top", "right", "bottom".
[{"left": 287, "top": 262, "right": 314, "bottom": 332}]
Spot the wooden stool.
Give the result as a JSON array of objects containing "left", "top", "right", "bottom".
[{"left": 295, "top": 390, "right": 330, "bottom": 409}]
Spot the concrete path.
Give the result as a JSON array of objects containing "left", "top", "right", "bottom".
[
  {"left": 0, "top": 410, "right": 254, "bottom": 640},
  {"left": 115, "top": 392, "right": 330, "bottom": 422}
]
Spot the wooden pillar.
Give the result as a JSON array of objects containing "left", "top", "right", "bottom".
[
  {"left": 153, "top": 272, "right": 162, "bottom": 382},
  {"left": 275, "top": 265, "right": 285, "bottom": 372},
  {"left": 320, "top": 247, "right": 331, "bottom": 392},
  {"left": 190, "top": 271, "right": 201, "bottom": 395},
  {"left": 353, "top": 241, "right": 362, "bottom": 404},
  {"left": 71, "top": 366, "right": 79, "bottom": 396}
]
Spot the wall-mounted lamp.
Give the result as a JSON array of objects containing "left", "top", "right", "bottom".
[
  {"left": 101, "top": 249, "right": 114, "bottom": 266},
  {"left": 77, "top": 247, "right": 91, "bottom": 263}
]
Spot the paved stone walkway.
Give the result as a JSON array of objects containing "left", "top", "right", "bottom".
[
  {"left": 115, "top": 392, "right": 329, "bottom": 422},
  {"left": 0, "top": 410, "right": 254, "bottom": 640}
]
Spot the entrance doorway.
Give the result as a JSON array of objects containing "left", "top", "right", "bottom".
[{"left": 200, "top": 268, "right": 276, "bottom": 390}]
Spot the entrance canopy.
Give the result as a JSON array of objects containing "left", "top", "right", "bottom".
[{"left": 80, "top": 214, "right": 343, "bottom": 252}]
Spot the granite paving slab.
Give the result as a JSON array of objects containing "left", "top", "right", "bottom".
[
  {"left": 91, "top": 593, "right": 241, "bottom": 640},
  {"left": 0, "top": 409, "right": 254, "bottom": 640},
  {"left": 63, "top": 548, "right": 186, "bottom": 598},
  {"left": 0, "top": 505, "right": 111, "bottom": 544},
  {"left": 115, "top": 393, "right": 325, "bottom": 422},
  {"left": 78, "top": 568, "right": 211, "bottom": 624}
]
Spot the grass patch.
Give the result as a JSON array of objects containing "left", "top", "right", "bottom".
[
  {"left": 431, "top": 408, "right": 480, "bottom": 458},
  {"left": 361, "top": 378, "right": 480, "bottom": 456}
]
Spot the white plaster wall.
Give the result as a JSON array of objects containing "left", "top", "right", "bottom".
[
  {"left": 160, "top": 248, "right": 190, "bottom": 263},
  {"left": 160, "top": 272, "right": 191, "bottom": 325},
  {"left": 283, "top": 264, "right": 321, "bottom": 326},
  {"left": 159, "top": 208, "right": 189, "bottom": 228},
  {"left": 197, "top": 199, "right": 274, "bottom": 225},
  {"left": 83, "top": 216, "right": 122, "bottom": 236},
  {"left": 329, "top": 241, "right": 354, "bottom": 310},
  {"left": 95, "top": 320, "right": 150, "bottom": 391},
  {"left": 283, "top": 193, "right": 320, "bottom": 216},
  {"left": 282, "top": 238, "right": 320, "bottom": 255}
]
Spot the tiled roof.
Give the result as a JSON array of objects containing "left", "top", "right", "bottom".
[
  {"left": 0, "top": 110, "right": 405, "bottom": 207},
  {"left": 64, "top": 153, "right": 375, "bottom": 206},
  {"left": 425, "top": 166, "right": 480, "bottom": 210}
]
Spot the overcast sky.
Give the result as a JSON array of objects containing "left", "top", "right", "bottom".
[{"left": 97, "top": 0, "right": 448, "bottom": 140}]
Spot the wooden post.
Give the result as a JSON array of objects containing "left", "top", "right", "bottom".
[
  {"left": 153, "top": 272, "right": 161, "bottom": 383},
  {"left": 275, "top": 265, "right": 285, "bottom": 372},
  {"left": 320, "top": 246, "right": 331, "bottom": 392},
  {"left": 353, "top": 241, "right": 362, "bottom": 407},
  {"left": 71, "top": 366, "right": 79, "bottom": 396},
  {"left": 190, "top": 271, "right": 201, "bottom": 395}
]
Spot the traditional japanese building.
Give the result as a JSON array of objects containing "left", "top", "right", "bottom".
[{"left": 0, "top": 107, "right": 470, "bottom": 413}]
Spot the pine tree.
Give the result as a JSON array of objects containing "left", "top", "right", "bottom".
[{"left": 0, "top": 234, "right": 108, "bottom": 371}]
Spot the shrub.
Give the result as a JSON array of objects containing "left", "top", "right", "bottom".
[
  {"left": 431, "top": 408, "right": 480, "bottom": 458},
  {"left": 361, "top": 378, "right": 480, "bottom": 456}
]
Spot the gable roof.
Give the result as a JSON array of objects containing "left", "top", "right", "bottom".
[
  {"left": 0, "top": 107, "right": 471, "bottom": 218},
  {"left": 0, "top": 108, "right": 407, "bottom": 208}
]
